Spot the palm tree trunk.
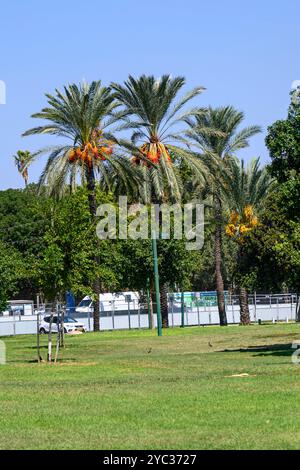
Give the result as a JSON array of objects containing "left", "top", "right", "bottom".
[
  {"left": 296, "top": 295, "right": 300, "bottom": 322},
  {"left": 214, "top": 195, "right": 227, "bottom": 326},
  {"left": 87, "top": 166, "right": 100, "bottom": 332},
  {"left": 237, "top": 246, "right": 250, "bottom": 325},
  {"left": 239, "top": 287, "right": 250, "bottom": 325},
  {"left": 160, "top": 282, "right": 169, "bottom": 328}
]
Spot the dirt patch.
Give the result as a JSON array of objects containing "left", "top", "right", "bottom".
[{"left": 225, "top": 373, "right": 256, "bottom": 378}]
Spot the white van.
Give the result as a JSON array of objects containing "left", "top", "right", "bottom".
[{"left": 75, "top": 292, "right": 140, "bottom": 315}]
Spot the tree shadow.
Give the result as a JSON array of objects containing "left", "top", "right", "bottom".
[
  {"left": 221, "top": 343, "right": 293, "bottom": 357},
  {"left": 26, "top": 357, "right": 76, "bottom": 364}
]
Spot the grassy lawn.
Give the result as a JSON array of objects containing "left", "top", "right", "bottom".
[{"left": 1, "top": 323, "right": 300, "bottom": 450}]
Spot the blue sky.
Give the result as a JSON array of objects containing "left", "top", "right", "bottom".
[{"left": 0, "top": 0, "right": 299, "bottom": 189}]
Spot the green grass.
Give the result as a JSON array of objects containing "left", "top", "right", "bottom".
[{"left": 1, "top": 323, "right": 300, "bottom": 450}]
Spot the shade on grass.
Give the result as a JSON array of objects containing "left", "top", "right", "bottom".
[{"left": 0, "top": 324, "right": 300, "bottom": 450}]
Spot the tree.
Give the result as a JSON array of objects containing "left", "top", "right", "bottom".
[
  {"left": 186, "top": 106, "right": 261, "bottom": 325},
  {"left": 38, "top": 187, "right": 122, "bottom": 302},
  {"left": 241, "top": 87, "right": 300, "bottom": 308},
  {"left": 266, "top": 86, "right": 300, "bottom": 182},
  {"left": 13, "top": 150, "right": 31, "bottom": 186},
  {"left": 239, "top": 177, "right": 300, "bottom": 309},
  {"left": 242, "top": 86, "right": 300, "bottom": 319},
  {"left": 223, "top": 157, "right": 273, "bottom": 324},
  {"left": 0, "top": 186, "right": 51, "bottom": 300},
  {"left": 0, "top": 240, "right": 26, "bottom": 311},
  {"left": 23, "top": 81, "right": 132, "bottom": 331},
  {"left": 111, "top": 74, "right": 206, "bottom": 326}
]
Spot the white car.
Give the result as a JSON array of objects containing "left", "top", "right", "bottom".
[{"left": 39, "top": 315, "right": 85, "bottom": 334}]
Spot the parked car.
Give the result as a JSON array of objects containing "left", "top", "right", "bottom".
[{"left": 39, "top": 316, "right": 85, "bottom": 334}]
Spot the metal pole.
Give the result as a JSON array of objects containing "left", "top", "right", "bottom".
[
  {"left": 54, "top": 303, "right": 60, "bottom": 363},
  {"left": 13, "top": 308, "right": 16, "bottom": 336},
  {"left": 60, "top": 304, "right": 65, "bottom": 347},
  {"left": 37, "top": 295, "right": 40, "bottom": 363},
  {"left": 138, "top": 303, "right": 141, "bottom": 329},
  {"left": 112, "top": 300, "right": 115, "bottom": 330},
  {"left": 181, "top": 291, "right": 185, "bottom": 328},
  {"left": 151, "top": 233, "right": 162, "bottom": 336},
  {"left": 88, "top": 309, "right": 91, "bottom": 332},
  {"left": 128, "top": 300, "right": 131, "bottom": 329},
  {"left": 291, "top": 295, "right": 298, "bottom": 321},
  {"left": 48, "top": 312, "right": 54, "bottom": 363},
  {"left": 197, "top": 303, "right": 200, "bottom": 326},
  {"left": 171, "top": 296, "right": 174, "bottom": 328},
  {"left": 295, "top": 294, "right": 299, "bottom": 321},
  {"left": 147, "top": 278, "right": 151, "bottom": 329}
]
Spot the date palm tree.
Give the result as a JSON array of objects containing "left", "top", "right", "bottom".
[
  {"left": 186, "top": 106, "right": 261, "bottom": 325},
  {"left": 13, "top": 150, "right": 31, "bottom": 186},
  {"left": 23, "top": 81, "right": 133, "bottom": 331},
  {"left": 223, "top": 157, "right": 274, "bottom": 324},
  {"left": 111, "top": 75, "right": 207, "bottom": 327}
]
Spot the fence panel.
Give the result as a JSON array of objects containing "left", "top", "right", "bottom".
[{"left": 0, "top": 293, "right": 298, "bottom": 336}]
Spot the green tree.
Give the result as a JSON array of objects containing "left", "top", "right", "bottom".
[
  {"left": 13, "top": 150, "right": 31, "bottom": 186},
  {"left": 111, "top": 74, "right": 206, "bottom": 326},
  {"left": 186, "top": 106, "right": 261, "bottom": 325},
  {"left": 240, "top": 177, "right": 300, "bottom": 314},
  {"left": 0, "top": 186, "right": 51, "bottom": 300},
  {"left": 223, "top": 157, "right": 274, "bottom": 324},
  {"left": 23, "top": 81, "right": 133, "bottom": 330},
  {"left": 111, "top": 75, "right": 206, "bottom": 200},
  {"left": 0, "top": 240, "right": 26, "bottom": 311},
  {"left": 38, "top": 187, "right": 122, "bottom": 302},
  {"left": 266, "top": 86, "right": 300, "bottom": 182},
  {"left": 243, "top": 86, "right": 300, "bottom": 319}
]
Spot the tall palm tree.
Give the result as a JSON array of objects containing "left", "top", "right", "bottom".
[
  {"left": 111, "top": 75, "right": 206, "bottom": 327},
  {"left": 23, "top": 81, "right": 130, "bottom": 331},
  {"left": 13, "top": 150, "right": 31, "bottom": 186},
  {"left": 186, "top": 106, "right": 261, "bottom": 325},
  {"left": 223, "top": 157, "right": 273, "bottom": 324}
]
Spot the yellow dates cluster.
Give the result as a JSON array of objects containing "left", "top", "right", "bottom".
[
  {"left": 225, "top": 205, "right": 258, "bottom": 240},
  {"left": 68, "top": 142, "right": 113, "bottom": 168},
  {"left": 131, "top": 142, "right": 172, "bottom": 167}
]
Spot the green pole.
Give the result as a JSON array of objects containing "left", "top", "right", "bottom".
[
  {"left": 146, "top": 277, "right": 151, "bottom": 329},
  {"left": 181, "top": 291, "right": 185, "bottom": 328},
  {"left": 152, "top": 233, "right": 162, "bottom": 336}
]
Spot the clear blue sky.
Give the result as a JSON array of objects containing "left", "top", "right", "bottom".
[{"left": 0, "top": 0, "right": 299, "bottom": 189}]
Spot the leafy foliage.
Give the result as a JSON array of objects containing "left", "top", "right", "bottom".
[
  {"left": 0, "top": 240, "right": 27, "bottom": 311},
  {"left": 13, "top": 150, "right": 31, "bottom": 186},
  {"left": 240, "top": 176, "right": 300, "bottom": 292},
  {"left": 23, "top": 81, "right": 132, "bottom": 198},
  {"left": 265, "top": 88, "right": 300, "bottom": 182},
  {"left": 111, "top": 74, "right": 207, "bottom": 203}
]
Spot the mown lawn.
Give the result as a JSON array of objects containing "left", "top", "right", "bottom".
[{"left": 1, "top": 323, "right": 300, "bottom": 450}]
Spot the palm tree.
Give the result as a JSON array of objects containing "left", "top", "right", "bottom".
[
  {"left": 13, "top": 150, "right": 31, "bottom": 186},
  {"left": 111, "top": 75, "right": 206, "bottom": 327},
  {"left": 223, "top": 157, "right": 273, "bottom": 324},
  {"left": 186, "top": 106, "right": 261, "bottom": 325},
  {"left": 23, "top": 81, "right": 131, "bottom": 331}
]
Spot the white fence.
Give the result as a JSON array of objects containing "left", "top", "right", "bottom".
[{"left": 0, "top": 293, "right": 298, "bottom": 336}]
